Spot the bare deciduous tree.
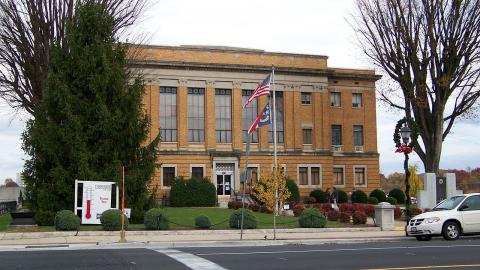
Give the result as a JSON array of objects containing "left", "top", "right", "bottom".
[
  {"left": 352, "top": 0, "right": 480, "bottom": 173},
  {"left": 0, "top": 0, "right": 146, "bottom": 114}
]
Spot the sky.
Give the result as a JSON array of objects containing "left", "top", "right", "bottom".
[{"left": 1, "top": 0, "right": 480, "bottom": 183}]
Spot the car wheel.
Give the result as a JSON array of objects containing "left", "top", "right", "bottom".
[
  {"left": 442, "top": 221, "right": 460, "bottom": 240},
  {"left": 416, "top": 235, "right": 432, "bottom": 241}
]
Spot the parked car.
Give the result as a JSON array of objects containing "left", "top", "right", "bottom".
[{"left": 406, "top": 193, "right": 480, "bottom": 241}]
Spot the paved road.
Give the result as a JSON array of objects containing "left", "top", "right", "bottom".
[{"left": 2, "top": 237, "right": 480, "bottom": 269}]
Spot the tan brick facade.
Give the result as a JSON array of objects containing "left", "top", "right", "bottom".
[{"left": 133, "top": 45, "right": 381, "bottom": 201}]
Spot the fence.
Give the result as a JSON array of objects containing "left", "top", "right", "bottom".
[{"left": 0, "top": 201, "right": 17, "bottom": 216}]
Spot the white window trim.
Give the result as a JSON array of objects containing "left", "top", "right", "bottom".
[
  {"left": 271, "top": 164, "right": 287, "bottom": 176},
  {"left": 330, "top": 92, "right": 342, "bottom": 108},
  {"left": 190, "top": 164, "right": 206, "bottom": 179},
  {"left": 353, "top": 165, "right": 368, "bottom": 188},
  {"left": 212, "top": 158, "right": 239, "bottom": 196},
  {"left": 297, "top": 164, "right": 322, "bottom": 188},
  {"left": 352, "top": 93, "right": 363, "bottom": 109},
  {"left": 161, "top": 164, "right": 177, "bottom": 189},
  {"left": 245, "top": 164, "right": 260, "bottom": 184},
  {"left": 333, "top": 165, "right": 346, "bottom": 188}
]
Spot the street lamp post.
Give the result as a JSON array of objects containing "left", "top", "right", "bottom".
[{"left": 399, "top": 125, "right": 412, "bottom": 227}]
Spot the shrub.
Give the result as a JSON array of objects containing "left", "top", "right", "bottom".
[
  {"left": 336, "top": 190, "right": 348, "bottom": 203},
  {"left": 351, "top": 190, "right": 368, "bottom": 203},
  {"left": 369, "top": 189, "right": 387, "bottom": 202},
  {"left": 248, "top": 203, "right": 260, "bottom": 212},
  {"left": 394, "top": 207, "right": 402, "bottom": 220},
  {"left": 388, "top": 188, "right": 406, "bottom": 204},
  {"left": 229, "top": 209, "right": 257, "bottom": 229},
  {"left": 408, "top": 207, "right": 423, "bottom": 218},
  {"left": 144, "top": 208, "right": 169, "bottom": 230},
  {"left": 286, "top": 178, "right": 300, "bottom": 203},
  {"left": 368, "top": 196, "right": 379, "bottom": 205},
  {"left": 34, "top": 210, "right": 55, "bottom": 226},
  {"left": 100, "top": 209, "right": 129, "bottom": 231},
  {"left": 339, "top": 212, "right": 351, "bottom": 223},
  {"left": 327, "top": 210, "right": 340, "bottom": 221},
  {"left": 260, "top": 205, "right": 273, "bottom": 214},
  {"left": 299, "top": 208, "right": 327, "bottom": 228},
  {"left": 338, "top": 203, "right": 355, "bottom": 214},
  {"left": 195, "top": 215, "right": 211, "bottom": 229},
  {"left": 54, "top": 210, "right": 80, "bottom": 231},
  {"left": 227, "top": 201, "right": 235, "bottom": 209},
  {"left": 307, "top": 196, "right": 316, "bottom": 204},
  {"left": 310, "top": 189, "right": 328, "bottom": 203},
  {"left": 353, "top": 211, "right": 367, "bottom": 224},
  {"left": 293, "top": 203, "right": 305, "bottom": 217},
  {"left": 386, "top": 197, "right": 398, "bottom": 205},
  {"left": 355, "top": 203, "right": 375, "bottom": 218},
  {"left": 170, "top": 177, "right": 216, "bottom": 207}
]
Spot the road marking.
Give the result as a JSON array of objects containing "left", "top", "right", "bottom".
[
  {"left": 363, "top": 264, "right": 480, "bottom": 270},
  {"left": 154, "top": 249, "right": 227, "bottom": 270},
  {"left": 196, "top": 244, "right": 480, "bottom": 256}
]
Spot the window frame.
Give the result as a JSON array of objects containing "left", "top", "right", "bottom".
[
  {"left": 215, "top": 89, "right": 232, "bottom": 143},
  {"left": 161, "top": 164, "right": 177, "bottom": 188},
  {"left": 190, "top": 164, "right": 205, "bottom": 180},
  {"left": 302, "top": 128, "right": 313, "bottom": 145},
  {"left": 188, "top": 87, "right": 205, "bottom": 143},
  {"left": 333, "top": 165, "right": 346, "bottom": 187},
  {"left": 330, "top": 92, "right": 341, "bottom": 107},
  {"left": 159, "top": 86, "right": 177, "bottom": 142},
  {"left": 352, "top": 93, "right": 363, "bottom": 108},
  {"left": 268, "top": 91, "right": 284, "bottom": 144},
  {"left": 353, "top": 165, "right": 368, "bottom": 188},
  {"left": 301, "top": 92, "right": 312, "bottom": 105},
  {"left": 331, "top": 124, "right": 342, "bottom": 146},
  {"left": 297, "top": 164, "right": 322, "bottom": 187},
  {"left": 353, "top": 125, "right": 364, "bottom": 147},
  {"left": 242, "top": 90, "right": 259, "bottom": 143}
]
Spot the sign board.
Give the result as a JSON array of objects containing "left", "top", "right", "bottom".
[
  {"left": 74, "top": 180, "right": 119, "bottom": 225},
  {"left": 123, "top": 208, "right": 131, "bottom": 218}
]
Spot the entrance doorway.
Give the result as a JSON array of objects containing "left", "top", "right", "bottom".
[{"left": 215, "top": 163, "right": 235, "bottom": 196}]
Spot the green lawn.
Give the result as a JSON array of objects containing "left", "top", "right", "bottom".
[{"left": 0, "top": 214, "right": 12, "bottom": 231}]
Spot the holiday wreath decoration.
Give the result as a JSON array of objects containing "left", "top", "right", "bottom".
[{"left": 393, "top": 117, "right": 418, "bottom": 154}]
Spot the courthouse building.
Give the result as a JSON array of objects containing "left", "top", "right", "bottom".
[{"left": 130, "top": 45, "right": 381, "bottom": 203}]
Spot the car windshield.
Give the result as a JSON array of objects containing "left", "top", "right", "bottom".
[{"left": 432, "top": 196, "right": 466, "bottom": 211}]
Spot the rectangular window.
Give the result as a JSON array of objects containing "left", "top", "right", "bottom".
[
  {"left": 191, "top": 167, "right": 204, "bottom": 179},
  {"left": 355, "top": 167, "right": 366, "bottom": 186},
  {"left": 330, "top": 92, "right": 341, "bottom": 107},
  {"left": 247, "top": 167, "right": 258, "bottom": 183},
  {"left": 299, "top": 167, "right": 308, "bottom": 185},
  {"left": 215, "top": 89, "right": 232, "bottom": 143},
  {"left": 188, "top": 88, "right": 205, "bottom": 142},
  {"left": 332, "top": 125, "right": 342, "bottom": 145},
  {"left": 160, "top": 87, "right": 177, "bottom": 142},
  {"left": 303, "top": 128, "right": 312, "bottom": 144},
  {"left": 242, "top": 90, "right": 259, "bottom": 143},
  {"left": 333, "top": 167, "right": 344, "bottom": 186},
  {"left": 268, "top": 91, "right": 284, "bottom": 143},
  {"left": 352, "top": 93, "right": 362, "bottom": 108},
  {"left": 162, "top": 167, "right": 175, "bottom": 187},
  {"left": 301, "top": 92, "right": 311, "bottom": 105},
  {"left": 311, "top": 167, "right": 320, "bottom": 185},
  {"left": 354, "top": 125, "right": 364, "bottom": 146}
]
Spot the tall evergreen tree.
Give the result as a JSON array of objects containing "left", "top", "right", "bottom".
[{"left": 22, "top": 1, "right": 158, "bottom": 224}]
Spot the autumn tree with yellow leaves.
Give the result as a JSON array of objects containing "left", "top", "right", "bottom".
[
  {"left": 409, "top": 164, "right": 424, "bottom": 197},
  {"left": 251, "top": 168, "right": 291, "bottom": 215}
]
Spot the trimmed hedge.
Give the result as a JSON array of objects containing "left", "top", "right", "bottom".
[
  {"left": 100, "top": 209, "right": 129, "bottom": 231},
  {"left": 195, "top": 215, "right": 212, "bottom": 229},
  {"left": 370, "top": 189, "right": 387, "bottom": 202},
  {"left": 35, "top": 210, "right": 55, "bottom": 226},
  {"left": 310, "top": 189, "right": 328, "bottom": 203},
  {"left": 368, "top": 196, "right": 379, "bottom": 205},
  {"left": 351, "top": 190, "right": 368, "bottom": 204},
  {"left": 170, "top": 177, "right": 216, "bottom": 207},
  {"left": 299, "top": 208, "right": 326, "bottom": 228},
  {"left": 388, "top": 188, "right": 406, "bottom": 204},
  {"left": 336, "top": 190, "right": 348, "bottom": 203},
  {"left": 286, "top": 178, "right": 300, "bottom": 203},
  {"left": 339, "top": 212, "right": 351, "bottom": 223},
  {"left": 229, "top": 208, "right": 257, "bottom": 229},
  {"left": 144, "top": 208, "right": 169, "bottom": 230},
  {"left": 293, "top": 203, "right": 305, "bottom": 217},
  {"left": 54, "top": 210, "right": 80, "bottom": 231},
  {"left": 386, "top": 197, "right": 398, "bottom": 205},
  {"left": 394, "top": 207, "right": 403, "bottom": 220},
  {"left": 353, "top": 211, "right": 367, "bottom": 224},
  {"left": 327, "top": 210, "right": 340, "bottom": 221}
]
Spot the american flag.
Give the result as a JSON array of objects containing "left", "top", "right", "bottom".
[{"left": 243, "top": 74, "right": 271, "bottom": 108}]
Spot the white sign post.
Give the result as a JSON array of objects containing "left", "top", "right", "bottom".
[{"left": 74, "top": 180, "right": 119, "bottom": 225}]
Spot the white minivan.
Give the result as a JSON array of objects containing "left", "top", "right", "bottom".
[{"left": 406, "top": 193, "right": 480, "bottom": 241}]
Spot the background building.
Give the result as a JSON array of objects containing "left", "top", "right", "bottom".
[{"left": 131, "top": 45, "right": 381, "bottom": 204}]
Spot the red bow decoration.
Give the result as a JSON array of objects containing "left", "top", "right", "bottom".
[{"left": 395, "top": 144, "right": 413, "bottom": 154}]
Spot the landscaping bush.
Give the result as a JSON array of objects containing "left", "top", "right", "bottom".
[
  {"left": 326, "top": 210, "right": 340, "bottom": 221},
  {"left": 34, "top": 210, "right": 55, "bottom": 226},
  {"left": 170, "top": 177, "right": 216, "bottom": 207},
  {"left": 368, "top": 196, "right": 379, "bottom": 205},
  {"left": 299, "top": 208, "right": 326, "bottom": 228},
  {"left": 408, "top": 207, "right": 423, "bottom": 218},
  {"left": 144, "top": 208, "right": 169, "bottom": 230},
  {"left": 386, "top": 197, "right": 398, "bottom": 205},
  {"left": 338, "top": 203, "right": 355, "bottom": 214},
  {"left": 195, "top": 215, "right": 211, "bottom": 229},
  {"left": 369, "top": 189, "right": 387, "bottom": 202},
  {"left": 355, "top": 204, "right": 375, "bottom": 218},
  {"left": 351, "top": 190, "right": 368, "bottom": 203},
  {"left": 54, "top": 210, "right": 80, "bottom": 231},
  {"left": 260, "top": 205, "right": 273, "bottom": 214},
  {"left": 388, "top": 188, "right": 406, "bottom": 204},
  {"left": 353, "top": 211, "right": 367, "bottom": 225},
  {"left": 394, "top": 207, "right": 402, "bottom": 220},
  {"left": 336, "top": 190, "right": 348, "bottom": 203},
  {"left": 100, "top": 209, "right": 129, "bottom": 231},
  {"left": 293, "top": 203, "right": 305, "bottom": 217},
  {"left": 286, "top": 178, "right": 300, "bottom": 203},
  {"left": 339, "top": 212, "right": 351, "bottom": 223},
  {"left": 248, "top": 203, "right": 260, "bottom": 212},
  {"left": 306, "top": 196, "right": 316, "bottom": 204},
  {"left": 310, "top": 189, "right": 328, "bottom": 203},
  {"left": 229, "top": 209, "right": 257, "bottom": 229}
]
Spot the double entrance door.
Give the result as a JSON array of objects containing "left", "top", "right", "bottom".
[{"left": 216, "top": 163, "right": 234, "bottom": 196}]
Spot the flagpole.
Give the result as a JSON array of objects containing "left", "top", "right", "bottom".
[
  {"left": 271, "top": 66, "right": 278, "bottom": 240},
  {"left": 240, "top": 135, "right": 251, "bottom": 240}
]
